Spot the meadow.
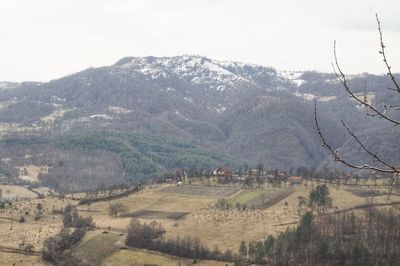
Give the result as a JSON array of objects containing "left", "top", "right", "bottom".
[{"left": 0, "top": 180, "right": 399, "bottom": 265}]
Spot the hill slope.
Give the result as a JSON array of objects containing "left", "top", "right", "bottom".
[{"left": 0, "top": 55, "right": 399, "bottom": 183}]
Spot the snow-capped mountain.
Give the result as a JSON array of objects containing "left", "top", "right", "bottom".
[
  {"left": 0, "top": 55, "right": 398, "bottom": 172},
  {"left": 114, "top": 55, "right": 287, "bottom": 92}
]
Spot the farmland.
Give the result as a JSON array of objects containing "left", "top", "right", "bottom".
[
  {"left": 104, "top": 249, "right": 232, "bottom": 266},
  {"left": 0, "top": 181, "right": 399, "bottom": 265}
]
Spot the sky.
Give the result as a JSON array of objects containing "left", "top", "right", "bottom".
[{"left": 0, "top": 0, "right": 399, "bottom": 82}]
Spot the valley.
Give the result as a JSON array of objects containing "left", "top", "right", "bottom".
[{"left": 1, "top": 177, "right": 399, "bottom": 265}]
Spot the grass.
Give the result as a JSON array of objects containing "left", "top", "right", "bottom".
[
  {"left": 104, "top": 249, "right": 232, "bottom": 266},
  {"left": 80, "top": 185, "right": 220, "bottom": 231},
  {"left": 2, "top": 182, "right": 400, "bottom": 265},
  {"left": 228, "top": 189, "right": 265, "bottom": 206},
  {"left": 125, "top": 210, "right": 189, "bottom": 220},
  {"left": 0, "top": 252, "right": 42, "bottom": 266},
  {"left": 18, "top": 164, "right": 47, "bottom": 182},
  {"left": 0, "top": 185, "right": 37, "bottom": 200},
  {"left": 0, "top": 195, "right": 72, "bottom": 251},
  {"left": 345, "top": 189, "right": 385, "bottom": 197},
  {"left": 161, "top": 185, "right": 238, "bottom": 197},
  {"left": 228, "top": 188, "right": 294, "bottom": 209},
  {"left": 74, "top": 232, "right": 120, "bottom": 265},
  {"left": 79, "top": 185, "right": 301, "bottom": 251}
]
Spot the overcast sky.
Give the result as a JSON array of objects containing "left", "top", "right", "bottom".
[{"left": 0, "top": 0, "right": 399, "bottom": 82}]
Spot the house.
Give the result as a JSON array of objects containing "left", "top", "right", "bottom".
[
  {"left": 213, "top": 167, "right": 233, "bottom": 180},
  {"left": 290, "top": 176, "right": 303, "bottom": 185}
]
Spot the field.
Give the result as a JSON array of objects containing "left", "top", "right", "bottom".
[
  {"left": 228, "top": 189, "right": 265, "bottom": 206},
  {"left": 104, "top": 249, "right": 232, "bottom": 266},
  {"left": 1, "top": 181, "right": 400, "bottom": 265},
  {"left": 228, "top": 188, "right": 294, "bottom": 209},
  {"left": 161, "top": 185, "right": 238, "bottom": 197},
  {"left": 78, "top": 182, "right": 400, "bottom": 252},
  {"left": 0, "top": 252, "right": 42, "bottom": 266},
  {"left": 0, "top": 195, "right": 75, "bottom": 265},
  {"left": 72, "top": 227, "right": 232, "bottom": 265},
  {"left": 0, "top": 185, "right": 37, "bottom": 200},
  {"left": 17, "top": 165, "right": 46, "bottom": 183},
  {"left": 126, "top": 210, "right": 189, "bottom": 220},
  {"left": 345, "top": 188, "right": 386, "bottom": 197},
  {"left": 73, "top": 231, "right": 121, "bottom": 265}
]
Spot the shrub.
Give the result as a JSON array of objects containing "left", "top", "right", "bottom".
[
  {"left": 62, "top": 205, "right": 95, "bottom": 229},
  {"left": 108, "top": 202, "right": 128, "bottom": 217},
  {"left": 215, "top": 198, "right": 232, "bottom": 210},
  {"left": 42, "top": 227, "right": 87, "bottom": 262},
  {"left": 125, "top": 219, "right": 165, "bottom": 248}
]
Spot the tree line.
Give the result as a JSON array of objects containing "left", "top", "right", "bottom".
[
  {"left": 237, "top": 207, "right": 400, "bottom": 265},
  {"left": 125, "top": 219, "right": 238, "bottom": 262},
  {"left": 42, "top": 205, "right": 95, "bottom": 265}
]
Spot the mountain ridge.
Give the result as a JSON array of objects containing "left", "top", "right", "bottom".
[{"left": 0, "top": 55, "right": 399, "bottom": 188}]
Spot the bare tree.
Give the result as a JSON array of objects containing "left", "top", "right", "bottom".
[
  {"left": 315, "top": 14, "right": 400, "bottom": 198},
  {"left": 108, "top": 202, "right": 128, "bottom": 217}
]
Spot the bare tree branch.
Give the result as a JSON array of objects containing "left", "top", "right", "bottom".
[
  {"left": 340, "top": 120, "right": 399, "bottom": 172},
  {"left": 333, "top": 41, "right": 400, "bottom": 126},
  {"left": 314, "top": 100, "right": 399, "bottom": 174},
  {"left": 316, "top": 14, "right": 400, "bottom": 200},
  {"left": 376, "top": 14, "right": 400, "bottom": 93}
]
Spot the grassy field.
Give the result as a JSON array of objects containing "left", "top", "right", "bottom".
[
  {"left": 0, "top": 185, "right": 37, "bottom": 200},
  {"left": 73, "top": 231, "right": 121, "bottom": 265},
  {"left": 228, "top": 189, "right": 265, "bottom": 206},
  {"left": 125, "top": 210, "right": 189, "bottom": 220},
  {"left": 2, "top": 181, "right": 400, "bottom": 265},
  {"left": 104, "top": 249, "right": 233, "bottom": 266},
  {"left": 17, "top": 165, "right": 41, "bottom": 182},
  {"left": 17, "top": 164, "right": 48, "bottom": 183},
  {"left": 0, "top": 195, "right": 74, "bottom": 251},
  {"left": 0, "top": 252, "right": 42, "bottom": 266},
  {"left": 77, "top": 183, "right": 400, "bottom": 251},
  {"left": 161, "top": 185, "right": 238, "bottom": 197},
  {"left": 227, "top": 188, "right": 294, "bottom": 209},
  {"left": 0, "top": 196, "right": 65, "bottom": 265}
]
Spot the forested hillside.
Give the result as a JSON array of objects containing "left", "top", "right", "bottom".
[
  {"left": 0, "top": 56, "right": 399, "bottom": 186},
  {"left": 0, "top": 132, "right": 242, "bottom": 192}
]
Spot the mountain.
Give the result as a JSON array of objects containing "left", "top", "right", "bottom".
[{"left": 0, "top": 55, "right": 399, "bottom": 190}]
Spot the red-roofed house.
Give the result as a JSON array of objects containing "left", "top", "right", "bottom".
[
  {"left": 213, "top": 167, "right": 233, "bottom": 181},
  {"left": 290, "top": 176, "right": 303, "bottom": 185}
]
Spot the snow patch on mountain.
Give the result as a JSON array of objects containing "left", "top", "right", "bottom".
[
  {"left": 216, "top": 105, "right": 226, "bottom": 113},
  {"left": 108, "top": 106, "right": 133, "bottom": 114},
  {"left": 294, "top": 92, "right": 316, "bottom": 101},
  {"left": 184, "top": 96, "right": 193, "bottom": 103},
  {"left": 115, "top": 55, "right": 281, "bottom": 92},
  {"left": 278, "top": 70, "right": 305, "bottom": 87},
  {"left": 121, "top": 57, "right": 168, "bottom": 79},
  {"left": 294, "top": 92, "right": 337, "bottom": 102},
  {"left": 319, "top": 96, "right": 337, "bottom": 102},
  {"left": 89, "top": 114, "right": 113, "bottom": 120}
]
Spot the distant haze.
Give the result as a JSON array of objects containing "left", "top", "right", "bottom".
[{"left": 0, "top": 0, "right": 399, "bottom": 82}]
